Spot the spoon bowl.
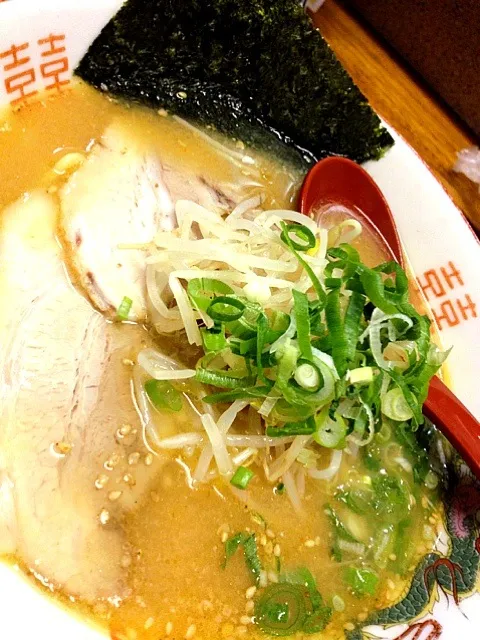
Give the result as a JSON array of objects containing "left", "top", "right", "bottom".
[{"left": 299, "top": 156, "right": 480, "bottom": 479}]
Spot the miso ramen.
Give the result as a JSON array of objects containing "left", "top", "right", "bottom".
[{"left": 0, "top": 81, "right": 445, "bottom": 640}]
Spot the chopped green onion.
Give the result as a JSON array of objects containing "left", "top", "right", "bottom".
[
  {"left": 207, "top": 295, "right": 245, "bottom": 322},
  {"left": 275, "top": 482, "right": 285, "bottom": 495},
  {"left": 280, "top": 223, "right": 316, "bottom": 252},
  {"left": 201, "top": 326, "right": 227, "bottom": 352},
  {"left": 256, "top": 313, "right": 269, "bottom": 384},
  {"left": 195, "top": 367, "right": 255, "bottom": 389},
  {"left": 381, "top": 387, "right": 414, "bottom": 421},
  {"left": 255, "top": 583, "right": 307, "bottom": 636},
  {"left": 343, "top": 567, "right": 379, "bottom": 597},
  {"left": 116, "top": 296, "right": 133, "bottom": 320},
  {"left": 188, "top": 278, "right": 234, "bottom": 312},
  {"left": 314, "top": 407, "right": 347, "bottom": 448},
  {"left": 280, "top": 222, "right": 326, "bottom": 308},
  {"left": 144, "top": 379, "right": 183, "bottom": 412},
  {"left": 348, "top": 366, "right": 374, "bottom": 385},
  {"left": 294, "top": 361, "right": 323, "bottom": 391},
  {"left": 266, "top": 416, "right": 316, "bottom": 437},
  {"left": 292, "top": 289, "right": 312, "bottom": 361},
  {"left": 222, "top": 532, "right": 262, "bottom": 584},
  {"left": 230, "top": 466, "right": 255, "bottom": 489},
  {"left": 202, "top": 385, "right": 272, "bottom": 404}
]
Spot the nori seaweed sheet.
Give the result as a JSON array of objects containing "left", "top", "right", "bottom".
[{"left": 76, "top": 0, "right": 394, "bottom": 165}]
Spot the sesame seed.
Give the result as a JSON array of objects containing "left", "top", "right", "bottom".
[
  {"left": 259, "top": 570, "right": 268, "bottom": 588},
  {"left": 267, "top": 571, "right": 279, "bottom": 583},
  {"left": 266, "top": 529, "right": 275, "bottom": 539},
  {"left": 235, "top": 140, "right": 245, "bottom": 150},
  {"left": 387, "top": 579, "right": 396, "bottom": 590},
  {"left": 264, "top": 541, "right": 273, "bottom": 555},
  {"left": 144, "top": 453, "right": 154, "bottom": 466},
  {"left": 240, "top": 616, "right": 252, "bottom": 626},
  {"left": 104, "top": 452, "right": 121, "bottom": 471},
  {"left": 314, "top": 536, "right": 321, "bottom": 546},
  {"left": 158, "top": 108, "right": 168, "bottom": 117},
  {"left": 245, "top": 586, "right": 257, "bottom": 599},
  {"left": 176, "top": 91, "right": 188, "bottom": 100},
  {"left": 304, "top": 539, "right": 315, "bottom": 548},
  {"left": 357, "top": 612, "right": 368, "bottom": 622},
  {"left": 123, "top": 473, "right": 136, "bottom": 486},
  {"left": 236, "top": 626, "right": 248, "bottom": 635},
  {"left": 144, "top": 617, "right": 154, "bottom": 630},
  {"left": 122, "top": 358, "right": 135, "bottom": 366},
  {"left": 260, "top": 534, "right": 267, "bottom": 546},
  {"left": 344, "top": 623, "right": 355, "bottom": 631},
  {"left": 221, "top": 531, "right": 229, "bottom": 543},
  {"left": 165, "top": 622, "right": 173, "bottom": 636},
  {"left": 99, "top": 509, "right": 110, "bottom": 525},
  {"left": 185, "top": 624, "right": 196, "bottom": 640},
  {"left": 108, "top": 490, "right": 122, "bottom": 501},
  {"left": 389, "top": 553, "right": 397, "bottom": 561},
  {"left": 128, "top": 452, "right": 140, "bottom": 465},
  {"left": 95, "top": 474, "right": 109, "bottom": 490},
  {"left": 245, "top": 600, "right": 254, "bottom": 614},
  {"left": 429, "top": 516, "right": 436, "bottom": 524},
  {"left": 273, "top": 544, "right": 281, "bottom": 557}
]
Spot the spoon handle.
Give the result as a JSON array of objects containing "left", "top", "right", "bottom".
[{"left": 424, "top": 376, "right": 480, "bottom": 478}]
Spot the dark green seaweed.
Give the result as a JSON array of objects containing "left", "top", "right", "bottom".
[{"left": 76, "top": 0, "right": 394, "bottom": 165}]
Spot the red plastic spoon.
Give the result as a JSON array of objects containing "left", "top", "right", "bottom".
[{"left": 300, "top": 156, "right": 480, "bottom": 478}]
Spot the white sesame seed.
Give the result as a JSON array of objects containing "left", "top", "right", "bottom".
[
  {"left": 260, "top": 534, "right": 267, "bottom": 546},
  {"left": 108, "top": 490, "right": 122, "bottom": 501},
  {"left": 120, "top": 424, "right": 132, "bottom": 436},
  {"left": 265, "top": 541, "right": 273, "bottom": 555},
  {"left": 128, "top": 452, "right": 140, "bottom": 466},
  {"left": 104, "top": 452, "right": 121, "bottom": 471},
  {"left": 177, "top": 91, "right": 188, "bottom": 100},
  {"left": 314, "top": 536, "right": 321, "bottom": 546},
  {"left": 259, "top": 570, "right": 268, "bottom": 588},
  {"left": 240, "top": 616, "right": 252, "bottom": 626},
  {"left": 273, "top": 544, "right": 281, "bottom": 557},
  {"left": 123, "top": 473, "right": 136, "bottom": 486},
  {"left": 266, "top": 529, "right": 275, "bottom": 539},
  {"left": 144, "top": 453, "right": 154, "bottom": 466},
  {"left": 387, "top": 579, "right": 396, "bottom": 590},
  {"left": 144, "top": 617, "right": 154, "bottom": 630},
  {"left": 165, "top": 622, "right": 173, "bottom": 636},
  {"left": 95, "top": 474, "right": 109, "bottom": 490},
  {"left": 185, "top": 623, "right": 196, "bottom": 639},
  {"left": 221, "top": 531, "right": 229, "bottom": 543},
  {"left": 245, "top": 586, "right": 257, "bottom": 599},
  {"left": 158, "top": 108, "right": 168, "bottom": 117},
  {"left": 122, "top": 358, "right": 135, "bottom": 366},
  {"left": 268, "top": 571, "right": 279, "bottom": 583},
  {"left": 344, "top": 623, "right": 355, "bottom": 631},
  {"left": 245, "top": 600, "right": 255, "bottom": 614},
  {"left": 99, "top": 509, "right": 110, "bottom": 525},
  {"left": 304, "top": 539, "right": 316, "bottom": 548}
]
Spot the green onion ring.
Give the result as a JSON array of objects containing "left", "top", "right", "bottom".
[{"left": 207, "top": 296, "right": 245, "bottom": 322}]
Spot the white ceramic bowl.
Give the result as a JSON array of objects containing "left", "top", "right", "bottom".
[{"left": 1, "top": 2, "right": 479, "bottom": 638}]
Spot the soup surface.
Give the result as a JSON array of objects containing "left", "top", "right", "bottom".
[{"left": 0, "top": 82, "right": 443, "bottom": 640}]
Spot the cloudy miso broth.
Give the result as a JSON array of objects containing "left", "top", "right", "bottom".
[{"left": 0, "top": 81, "right": 443, "bottom": 640}]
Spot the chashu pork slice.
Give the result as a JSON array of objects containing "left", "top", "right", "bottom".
[
  {"left": 0, "top": 191, "right": 171, "bottom": 602},
  {"left": 59, "top": 121, "right": 238, "bottom": 322}
]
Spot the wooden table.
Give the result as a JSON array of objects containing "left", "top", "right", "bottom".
[{"left": 313, "top": 0, "right": 480, "bottom": 231}]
